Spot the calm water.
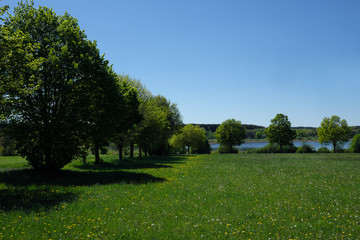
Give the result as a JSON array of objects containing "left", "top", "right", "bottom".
[{"left": 210, "top": 141, "right": 351, "bottom": 151}]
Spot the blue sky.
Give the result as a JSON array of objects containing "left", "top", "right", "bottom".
[{"left": 3, "top": 0, "right": 360, "bottom": 127}]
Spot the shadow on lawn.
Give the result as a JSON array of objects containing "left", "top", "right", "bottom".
[
  {"left": 75, "top": 155, "right": 187, "bottom": 171},
  {"left": 0, "top": 187, "right": 77, "bottom": 212},
  {"left": 0, "top": 155, "right": 187, "bottom": 212},
  {"left": 0, "top": 168, "right": 166, "bottom": 212}
]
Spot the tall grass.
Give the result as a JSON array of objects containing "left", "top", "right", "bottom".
[{"left": 0, "top": 154, "right": 360, "bottom": 239}]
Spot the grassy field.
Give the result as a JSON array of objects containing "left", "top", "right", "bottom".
[
  {"left": 0, "top": 156, "right": 29, "bottom": 170},
  {"left": 0, "top": 153, "right": 360, "bottom": 239}
]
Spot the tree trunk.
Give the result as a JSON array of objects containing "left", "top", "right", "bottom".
[
  {"left": 117, "top": 143, "right": 123, "bottom": 161},
  {"left": 139, "top": 146, "right": 142, "bottom": 158},
  {"left": 44, "top": 146, "right": 52, "bottom": 168},
  {"left": 130, "top": 143, "right": 134, "bottom": 158},
  {"left": 3, "top": 144, "right": 7, "bottom": 156},
  {"left": 144, "top": 146, "right": 148, "bottom": 157},
  {"left": 333, "top": 142, "right": 337, "bottom": 153},
  {"left": 188, "top": 145, "right": 190, "bottom": 155},
  {"left": 94, "top": 140, "right": 100, "bottom": 164}
]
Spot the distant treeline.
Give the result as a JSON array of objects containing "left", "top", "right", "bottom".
[
  {"left": 193, "top": 124, "right": 360, "bottom": 141},
  {"left": 192, "top": 124, "right": 265, "bottom": 132}
]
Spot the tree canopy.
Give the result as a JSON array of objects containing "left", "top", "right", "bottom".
[
  {"left": 0, "top": 2, "right": 133, "bottom": 170},
  {"left": 169, "top": 124, "right": 207, "bottom": 154},
  {"left": 318, "top": 115, "right": 351, "bottom": 153},
  {"left": 121, "top": 77, "right": 183, "bottom": 158},
  {"left": 215, "top": 119, "right": 246, "bottom": 153},
  {"left": 264, "top": 113, "right": 296, "bottom": 150}
]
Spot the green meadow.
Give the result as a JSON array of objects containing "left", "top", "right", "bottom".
[{"left": 1, "top": 154, "right": 360, "bottom": 239}]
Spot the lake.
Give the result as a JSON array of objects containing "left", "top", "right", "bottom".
[{"left": 210, "top": 141, "right": 352, "bottom": 151}]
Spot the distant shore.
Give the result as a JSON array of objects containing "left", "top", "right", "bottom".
[{"left": 210, "top": 139, "right": 321, "bottom": 144}]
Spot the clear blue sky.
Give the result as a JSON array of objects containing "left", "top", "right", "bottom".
[{"left": 3, "top": 0, "right": 360, "bottom": 127}]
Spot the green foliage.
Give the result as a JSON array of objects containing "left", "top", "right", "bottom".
[
  {"left": 215, "top": 119, "right": 246, "bottom": 151},
  {"left": 251, "top": 143, "right": 298, "bottom": 153},
  {"left": 255, "top": 130, "right": 264, "bottom": 139},
  {"left": 193, "top": 139, "right": 211, "bottom": 154},
  {"left": 254, "top": 143, "right": 279, "bottom": 153},
  {"left": 0, "top": 2, "right": 120, "bottom": 170},
  {"left": 112, "top": 75, "right": 142, "bottom": 160},
  {"left": 86, "top": 69, "right": 133, "bottom": 163},
  {"left": 0, "top": 128, "right": 16, "bottom": 156},
  {"left": 134, "top": 95, "right": 182, "bottom": 156},
  {"left": 204, "top": 129, "right": 215, "bottom": 140},
  {"left": 318, "top": 115, "right": 351, "bottom": 153},
  {"left": 0, "top": 146, "right": 16, "bottom": 156},
  {"left": 295, "top": 144, "right": 315, "bottom": 153},
  {"left": 0, "top": 1, "right": 9, "bottom": 23},
  {"left": 169, "top": 124, "right": 206, "bottom": 154},
  {"left": 246, "top": 128, "right": 265, "bottom": 139},
  {"left": 295, "top": 128, "right": 318, "bottom": 140},
  {"left": 216, "top": 145, "right": 238, "bottom": 154},
  {"left": 264, "top": 114, "right": 296, "bottom": 149},
  {"left": 317, "top": 146, "right": 331, "bottom": 153},
  {"left": 147, "top": 96, "right": 183, "bottom": 155},
  {"left": 350, "top": 133, "right": 360, "bottom": 153},
  {"left": 350, "top": 126, "right": 360, "bottom": 138}
]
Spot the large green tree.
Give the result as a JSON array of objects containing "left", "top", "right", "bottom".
[
  {"left": 136, "top": 96, "right": 175, "bottom": 157},
  {"left": 148, "top": 95, "right": 182, "bottom": 155},
  {"left": 264, "top": 114, "right": 296, "bottom": 151},
  {"left": 113, "top": 75, "right": 141, "bottom": 161},
  {"left": 87, "top": 69, "right": 136, "bottom": 164},
  {"left": 215, "top": 119, "right": 246, "bottom": 153},
  {"left": 169, "top": 124, "right": 206, "bottom": 154},
  {"left": 0, "top": 2, "right": 117, "bottom": 170},
  {"left": 122, "top": 77, "right": 183, "bottom": 158},
  {"left": 123, "top": 77, "right": 158, "bottom": 158},
  {"left": 318, "top": 115, "right": 351, "bottom": 153}
]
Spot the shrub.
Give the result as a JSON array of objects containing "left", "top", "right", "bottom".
[
  {"left": 296, "top": 144, "right": 315, "bottom": 153},
  {"left": 255, "top": 143, "right": 280, "bottom": 153},
  {"left": 216, "top": 145, "right": 238, "bottom": 154},
  {"left": 350, "top": 133, "right": 360, "bottom": 153},
  {"left": 254, "top": 143, "right": 297, "bottom": 153},
  {"left": 281, "top": 144, "right": 298, "bottom": 153},
  {"left": 193, "top": 139, "right": 212, "bottom": 154},
  {"left": 317, "top": 146, "right": 331, "bottom": 153}
]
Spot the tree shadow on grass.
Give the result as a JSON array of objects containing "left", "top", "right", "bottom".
[
  {"left": 75, "top": 155, "right": 188, "bottom": 171},
  {"left": 0, "top": 187, "right": 77, "bottom": 212},
  {"left": 0, "top": 168, "right": 165, "bottom": 212}
]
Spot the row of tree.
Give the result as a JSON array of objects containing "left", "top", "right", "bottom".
[
  {"left": 0, "top": 2, "right": 183, "bottom": 170},
  {"left": 197, "top": 124, "right": 360, "bottom": 142},
  {"left": 210, "top": 114, "right": 357, "bottom": 153},
  {"left": 0, "top": 2, "right": 358, "bottom": 171}
]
